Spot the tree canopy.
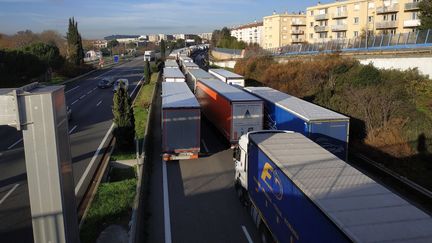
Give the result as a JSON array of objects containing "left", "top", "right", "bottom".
[
  {"left": 419, "top": 0, "right": 432, "bottom": 30},
  {"left": 211, "top": 27, "right": 247, "bottom": 49}
]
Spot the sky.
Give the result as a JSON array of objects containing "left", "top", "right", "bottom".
[{"left": 0, "top": 0, "right": 333, "bottom": 39}]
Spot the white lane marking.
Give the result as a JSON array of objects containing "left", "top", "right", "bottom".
[
  {"left": 242, "top": 225, "right": 253, "bottom": 243},
  {"left": 94, "top": 68, "right": 116, "bottom": 80},
  {"left": 79, "top": 95, "right": 86, "bottom": 100},
  {"left": 87, "top": 90, "right": 93, "bottom": 95},
  {"left": 65, "top": 86, "right": 80, "bottom": 94},
  {"left": 162, "top": 160, "right": 172, "bottom": 243},
  {"left": 92, "top": 87, "right": 97, "bottom": 91},
  {"left": 7, "top": 138, "right": 23, "bottom": 150},
  {"left": 201, "top": 139, "right": 209, "bottom": 153},
  {"left": 68, "top": 125, "right": 78, "bottom": 134},
  {"left": 96, "top": 100, "right": 103, "bottom": 107},
  {"left": 0, "top": 184, "right": 20, "bottom": 205},
  {"left": 71, "top": 100, "right": 79, "bottom": 106},
  {"left": 129, "top": 76, "right": 144, "bottom": 97},
  {"left": 75, "top": 123, "right": 115, "bottom": 195}
]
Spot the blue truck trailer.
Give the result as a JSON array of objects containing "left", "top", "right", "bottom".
[
  {"left": 245, "top": 86, "right": 349, "bottom": 160},
  {"left": 234, "top": 131, "right": 432, "bottom": 243}
]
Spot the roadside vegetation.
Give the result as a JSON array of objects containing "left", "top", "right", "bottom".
[
  {"left": 235, "top": 54, "right": 432, "bottom": 190},
  {"left": 79, "top": 167, "right": 137, "bottom": 243},
  {"left": 0, "top": 18, "right": 93, "bottom": 88}
]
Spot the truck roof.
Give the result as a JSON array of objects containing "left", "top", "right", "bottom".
[
  {"left": 199, "top": 79, "right": 261, "bottom": 102},
  {"left": 163, "top": 67, "right": 184, "bottom": 78},
  {"left": 162, "top": 82, "right": 200, "bottom": 109},
  {"left": 184, "top": 62, "right": 199, "bottom": 68},
  {"left": 245, "top": 86, "right": 348, "bottom": 121},
  {"left": 188, "top": 69, "right": 215, "bottom": 80},
  {"left": 165, "top": 60, "right": 178, "bottom": 68},
  {"left": 249, "top": 132, "right": 432, "bottom": 243},
  {"left": 209, "top": 69, "right": 244, "bottom": 79}
]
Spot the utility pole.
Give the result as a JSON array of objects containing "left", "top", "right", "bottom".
[{"left": 0, "top": 83, "right": 80, "bottom": 243}]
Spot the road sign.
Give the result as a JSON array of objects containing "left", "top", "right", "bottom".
[{"left": 113, "top": 55, "right": 119, "bottom": 63}]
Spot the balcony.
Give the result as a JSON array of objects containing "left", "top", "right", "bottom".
[
  {"left": 376, "top": 4, "right": 399, "bottom": 14},
  {"left": 331, "top": 25, "right": 348, "bottom": 31},
  {"left": 332, "top": 12, "right": 348, "bottom": 19},
  {"left": 292, "top": 38, "right": 305, "bottom": 43},
  {"left": 291, "top": 20, "right": 306, "bottom": 26},
  {"left": 291, "top": 29, "right": 305, "bottom": 35},
  {"left": 405, "top": 2, "right": 420, "bottom": 11},
  {"left": 314, "top": 25, "right": 329, "bottom": 32},
  {"left": 376, "top": 21, "right": 398, "bottom": 29},
  {"left": 404, "top": 19, "right": 421, "bottom": 27},
  {"left": 315, "top": 13, "right": 329, "bottom": 21}
]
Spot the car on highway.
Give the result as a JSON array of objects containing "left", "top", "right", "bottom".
[
  {"left": 97, "top": 77, "right": 114, "bottom": 88},
  {"left": 112, "top": 79, "right": 129, "bottom": 92}
]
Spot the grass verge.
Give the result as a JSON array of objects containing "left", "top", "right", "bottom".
[
  {"left": 110, "top": 72, "right": 158, "bottom": 161},
  {"left": 80, "top": 167, "right": 137, "bottom": 243}
]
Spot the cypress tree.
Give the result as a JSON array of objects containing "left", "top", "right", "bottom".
[
  {"left": 144, "top": 60, "right": 151, "bottom": 83},
  {"left": 66, "top": 17, "right": 84, "bottom": 65},
  {"left": 112, "top": 81, "right": 135, "bottom": 150}
]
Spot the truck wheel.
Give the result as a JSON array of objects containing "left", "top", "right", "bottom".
[{"left": 259, "top": 224, "right": 273, "bottom": 243}]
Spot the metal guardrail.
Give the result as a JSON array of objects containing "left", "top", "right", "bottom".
[
  {"left": 213, "top": 47, "right": 243, "bottom": 56},
  {"left": 264, "top": 29, "right": 432, "bottom": 56}
]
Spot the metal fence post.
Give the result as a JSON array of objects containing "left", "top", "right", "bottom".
[
  {"left": 397, "top": 33, "right": 401, "bottom": 45},
  {"left": 405, "top": 32, "right": 410, "bottom": 45},
  {"left": 425, "top": 29, "right": 431, "bottom": 44},
  {"left": 380, "top": 35, "right": 384, "bottom": 47},
  {"left": 415, "top": 30, "right": 420, "bottom": 44},
  {"left": 388, "top": 34, "right": 392, "bottom": 46}
]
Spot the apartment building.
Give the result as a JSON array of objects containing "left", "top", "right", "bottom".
[
  {"left": 263, "top": 12, "right": 307, "bottom": 48},
  {"left": 230, "top": 21, "right": 264, "bottom": 46},
  {"left": 306, "top": 0, "right": 422, "bottom": 43}
]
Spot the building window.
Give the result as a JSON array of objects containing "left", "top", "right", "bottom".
[
  {"left": 310, "top": 10, "right": 314, "bottom": 16},
  {"left": 354, "top": 31, "right": 359, "bottom": 37},
  {"left": 368, "top": 16, "right": 373, "bottom": 23},
  {"left": 391, "top": 13, "right": 397, "bottom": 21},
  {"left": 354, "top": 3, "right": 360, "bottom": 10},
  {"left": 354, "top": 17, "right": 359, "bottom": 24},
  {"left": 412, "top": 12, "right": 418, "bottom": 20},
  {"left": 310, "top": 33, "right": 313, "bottom": 39},
  {"left": 368, "top": 2, "right": 375, "bottom": 9},
  {"left": 319, "top": 32, "right": 327, "bottom": 38},
  {"left": 310, "top": 22, "right": 314, "bottom": 27}
]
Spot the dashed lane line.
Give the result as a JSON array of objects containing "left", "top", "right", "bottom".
[
  {"left": 65, "top": 86, "right": 80, "bottom": 94},
  {"left": 242, "top": 225, "right": 253, "bottom": 243},
  {"left": 0, "top": 184, "right": 20, "bottom": 205},
  {"left": 68, "top": 125, "right": 78, "bottom": 134},
  {"left": 96, "top": 100, "right": 103, "bottom": 107},
  {"left": 7, "top": 138, "right": 23, "bottom": 150}
]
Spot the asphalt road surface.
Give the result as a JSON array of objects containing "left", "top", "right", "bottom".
[
  {"left": 142, "top": 76, "right": 261, "bottom": 243},
  {"left": 0, "top": 57, "right": 144, "bottom": 242}
]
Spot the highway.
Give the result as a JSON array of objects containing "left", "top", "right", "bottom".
[
  {"left": 141, "top": 52, "right": 261, "bottom": 243},
  {"left": 0, "top": 57, "right": 144, "bottom": 242}
]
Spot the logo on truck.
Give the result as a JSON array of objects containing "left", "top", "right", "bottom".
[{"left": 260, "top": 162, "right": 284, "bottom": 200}]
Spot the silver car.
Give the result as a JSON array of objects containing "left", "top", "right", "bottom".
[{"left": 112, "top": 79, "right": 129, "bottom": 92}]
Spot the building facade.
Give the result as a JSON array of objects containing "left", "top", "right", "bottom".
[
  {"left": 305, "top": 0, "right": 422, "bottom": 43},
  {"left": 230, "top": 21, "right": 264, "bottom": 46},
  {"left": 263, "top": 13, "right": 307, "bottom": 48},
  {"left": 198, "top": 32, "right": 213, "bottom": 41}
]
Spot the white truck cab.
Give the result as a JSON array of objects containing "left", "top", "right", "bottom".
[{"left": 234, "top": 130, "right": 292, "bottom": 199}]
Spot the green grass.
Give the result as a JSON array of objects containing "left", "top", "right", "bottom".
[
  {"left": 80, "top": 178, "right": 137, "bottom": 243},
  {"left": 110, "top": 148, "right": 136, "bottom": 161},
  {"left": 133, "top": 72, "right": 158, "bottom": 140},
  {"left": 50, "top": 73, "right": 68, "bottom": 84}
]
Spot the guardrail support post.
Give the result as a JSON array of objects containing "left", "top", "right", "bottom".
[{"left": 425, "top": 29, "right": 430, "bottom": 44}]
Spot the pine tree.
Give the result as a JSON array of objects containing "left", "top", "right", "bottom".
[
  {"left": 144, "top": 60, "right": 151, "bottom": 83},
  {"left": 112, "top": 81, "right": 135, "bottom": 150},
  {"left": 66, "top": 17, "right": 84, "bottom": 65}
]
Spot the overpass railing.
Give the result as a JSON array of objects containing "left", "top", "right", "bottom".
[
  {"left": 267, "top": 29, "right": 432, "bottom": 56},
  {"left": 213, "top": 47, "right": 243, "bottom": 56}
]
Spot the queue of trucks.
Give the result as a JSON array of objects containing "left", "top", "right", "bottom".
[{"left": 160, "top": 46, "right": 432, "bottom": 243}]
